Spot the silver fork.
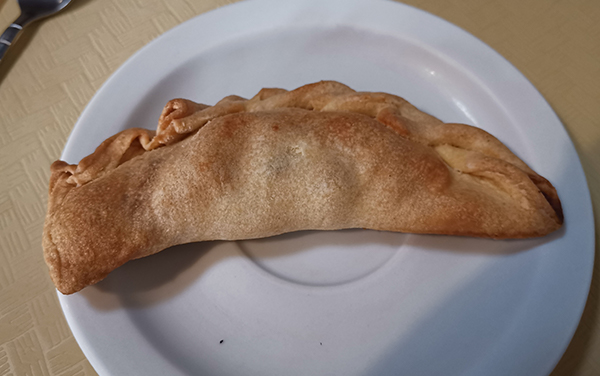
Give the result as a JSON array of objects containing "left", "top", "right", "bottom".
[{"left": 0, "top": 0, "right": 72, "bottom": 63}]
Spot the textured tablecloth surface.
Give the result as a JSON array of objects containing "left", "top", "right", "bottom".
[{"left": 0, "top": 0, "right": 598, "bottom": 375}]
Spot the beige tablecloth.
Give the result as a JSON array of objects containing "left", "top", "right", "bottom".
[{"left": 0, "top": 0, "right": 598, "bottom": 375}]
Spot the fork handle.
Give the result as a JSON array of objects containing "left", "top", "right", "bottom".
[{"left": 0, "top": 20, "right": 25, "bottom": 63}]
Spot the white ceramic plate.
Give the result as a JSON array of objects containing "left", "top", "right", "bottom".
[{"left": 58, "top": 0, "right": 595, "bottom": 375}]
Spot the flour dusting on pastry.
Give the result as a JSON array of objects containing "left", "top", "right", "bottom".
[{"left": 43, "top": 81, "right": 563, "bottom": 294}]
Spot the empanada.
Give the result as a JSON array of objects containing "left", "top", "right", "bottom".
[{"left": 43, "top": 81, "right": 563, "bottom": 294}]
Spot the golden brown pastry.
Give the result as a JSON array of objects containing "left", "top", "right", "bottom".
[{"left": 43, "top": 81, "right": 563, "bottom": 294}]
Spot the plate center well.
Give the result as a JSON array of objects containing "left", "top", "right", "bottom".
[{"left": 237, "top": 229, "right": 405, "bottom": 286}]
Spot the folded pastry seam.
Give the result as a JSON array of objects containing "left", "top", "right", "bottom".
[{"left": 43, "top": 81, "right": 564, "bottom": 294}]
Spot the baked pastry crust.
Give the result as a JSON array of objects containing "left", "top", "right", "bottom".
[{"left": 43, "top": 81, "right": 563, "bottom": 294}]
